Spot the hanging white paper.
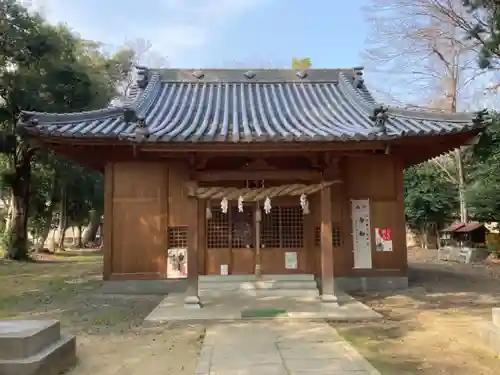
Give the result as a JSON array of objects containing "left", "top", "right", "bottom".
[
  {"left": 167, "top": 248, "right": 188, "bottom": 279},
  {"left": 351, "top": 199, "right": 373, "bottom": 269},
  {"left": 285, "top": 252, "right": 298, "bottom": 269},
  {"left": 220, "top": 264, "right": 228, "bottom": 276}
]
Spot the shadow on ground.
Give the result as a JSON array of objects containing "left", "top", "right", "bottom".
[
  {"left": 352, "top": 263, "right": 500, "bottom": 317},
  {"left": 336, "top": 251, "right": 500, "bottom": 375}
]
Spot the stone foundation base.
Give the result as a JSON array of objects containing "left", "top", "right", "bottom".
[
  {"left": 0, "top": 320, "right": 76, "bottom": 375},
  {"left": 477, "top": 308, "right": 500, "bottom": 355},
  {"left": 478, "top": 322, "right": 500, "bottom": 355},
  {"left": 184, "top": 295, "right": 202, "bottom": 309},
  {"left": 102, "top": 275, "right": 409, "bottom": 295},
  {"left": 333, "top": 276, "right": 408, "bottom": 293}
]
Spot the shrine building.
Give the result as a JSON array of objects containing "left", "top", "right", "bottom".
[{"left": 17, "top": 68, "right": 488, "bottom": 307}]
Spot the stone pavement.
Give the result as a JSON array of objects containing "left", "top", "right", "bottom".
[
  {"left": 196, "top": 320, "right": 381, "bottom": 375},
  {"left": 145, "top": 293, "right": 382, "bottom": 324}
]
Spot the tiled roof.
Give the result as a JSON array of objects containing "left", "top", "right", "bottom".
[
  {"left": 441, "top": 223, "right": 466, "bottom": 232},
  {"left": 455, "top": 222, "right": 485, "bottom": 233},
  {"left": 17, "top": 68, "right": 488, "bottom": 143}
]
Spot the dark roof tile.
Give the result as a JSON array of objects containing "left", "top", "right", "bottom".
[{"left": 18, "top": 68, "right": 488, "bottom": 142}]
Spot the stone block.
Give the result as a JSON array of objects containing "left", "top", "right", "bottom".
[
  {"left": 477, "top": 321, "right": 500, "bottom": 356},
  {"left": 0, "top": 320, "right": 77, "bottom": 375},
  {"left": 185, "top": 295, "right": 203, "bottom": 309},
  {"left": 320, "top": 294, "right": 339, "bottom": 305},
  {"left": 492, "top": 308, "right": 500, "bottom": 328},
  {"left": 0, "top": 320, "right": 60, "bottom": 360}
]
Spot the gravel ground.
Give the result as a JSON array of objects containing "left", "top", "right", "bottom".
[
  {"left": 0, "top": 252, "right": 204, "bottom": 375},
  {"left": 336, "top": 247, "right": 500, "bottom": 375}
]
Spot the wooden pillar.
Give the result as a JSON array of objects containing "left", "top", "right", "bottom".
[
  {"left": 185, "top": 193, "right": 202, "bottom": 309},
  {"left": 255, "top": 202, "right": 262, "bottom": 278},
  {"left": 198, "top": 199, "right": 207, "bottom": 276},
  {"left": 103, "top": 163, "right": 114, "bottom": 281},
  {"left": 320, "top": 185, "right": 338, "bottom": 305},
  {"left": 304, "top": 200, "right": 315, "bottom": 275}
]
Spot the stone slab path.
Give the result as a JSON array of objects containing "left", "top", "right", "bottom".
[{"left": 196, "top": 321, "right": 381, "bottom": 375}]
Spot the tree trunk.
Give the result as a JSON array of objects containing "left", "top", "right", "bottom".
[
  {"left": 98, "top": 223, "right": 104, "bottom": 250},
  {"left": 4, "top": 156, "right": 32, "bottom": 261},
  {"left": 4, "top": 198, "right": 13, "bottom": 233},
  {"left": 35, "top": 198, "right": 55, "bottom": 252},
  {"left": 74, "top": 225, "right": 83, "bottom": 248},
  {"left": 455, "top": 148, "right": 468, "bottom": 223},
  {"left": 421, "top": 224, "right": 429, "bottom": 249},
  {"left": 82, "top": 209, "right": 100, "bottom": 246},
  {"left": 36, "top": 211, "right": 53, "bottom": 251},
  {"left": 48, "top": 228, "right": 56, "bottom": 252},
  {"left": 71, "top": 227, "right": 76, "bottom": 246},
  {"left": 57, "top": 185, "right": 68, "bottom": 250}
]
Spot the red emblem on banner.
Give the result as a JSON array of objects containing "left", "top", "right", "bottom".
[{"left": 377, "top": 228, "right": 392, "bottom": 241}]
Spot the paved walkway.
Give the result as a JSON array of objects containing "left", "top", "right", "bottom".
[
  {"left": 145, "top": 293, "right": 382, "bottom": 323},
  {"left": 196, "top": 321, "right": 381, "bottom": 375}
]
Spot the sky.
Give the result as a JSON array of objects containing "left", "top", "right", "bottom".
[{"left": 24, "top": 0, "right": 371, "bottom": 69}]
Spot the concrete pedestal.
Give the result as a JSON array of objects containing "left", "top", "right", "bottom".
[
  {"left": 184, "top": 295, "right": 202, "bottom": 309},
  {"left": 320, "top": 294, "right": 339, "bottom": 306},
  {"left": 0, "top": 320, "right": 76, "bottom": 375},
  {"left": 492, "top": 307, "right": 500, "bottom": 328}
]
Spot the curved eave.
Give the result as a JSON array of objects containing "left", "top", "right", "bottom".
[
  {"left": 17, "top": 68, "right": 488, "bottom": 143},
  {"left": 19, "top": 71, "right": 160, "bottom": 129},
  {"left": 24, "top": 127, "right": 484, "bottom": 149}
]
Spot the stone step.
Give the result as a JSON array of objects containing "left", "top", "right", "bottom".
[
  {"left": 0, "top": 335, "right": 76, "bottom": 375},
  {"left": 199, "top": 280, "right": 318, "bottom": 291},
  {"left": 200, "top": 288, "right": 320, "bottom": 298},
  {"left": 199, "top": 274, "right": 315, "bottom": 282},
  {"left": 0, "top": 320, "right": 61, "bottom": 360}
]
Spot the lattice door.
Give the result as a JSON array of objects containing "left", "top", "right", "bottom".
[
  {"left": 231, "top": 205, "right": 254, "bottom": 249},
  {"left": 207, "top": 207, "right": 230, "bottom": 249},
  {"left": 261, "top": 206, "right": 304, "bottom": 248}
]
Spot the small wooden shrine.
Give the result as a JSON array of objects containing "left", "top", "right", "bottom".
[{"left": 17, "top": 67, "right": 488, "bottom": 306}]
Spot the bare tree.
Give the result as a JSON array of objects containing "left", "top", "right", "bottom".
[
  {"left": 106, "top": 38, "right": 169, "bottom": 106},
  {"left": 364, "top": 0, "right": 494, "bottom": 224},
  {"left": 363, "top": 0, "right": 487, "bottom": 107},
  {"left": 425, "top": 0, "right": 500, "bottom": 89}
]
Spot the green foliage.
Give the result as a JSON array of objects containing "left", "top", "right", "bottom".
[
  {"left": 0, "top": 0, "right": 124, "bottom": 258},
  {"left": 463, "top": 0, "right": 500, "bottom": 69},
  {"left": 404, "top": 163, "right": 458, "bottom": 229},
  {"left": 466, "top": 113, "right": 500, "bottom": 222},
  {"left": 405, "top": 113, "right": 500, "bottom": 228},
  {"left": 291, "top": 57, "right": 312, "bottom": 69}
]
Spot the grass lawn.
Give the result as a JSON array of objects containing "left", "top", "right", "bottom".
[
  {"left": 334, "top": 247, "right": 500, "bottom": 375},
  {"left": 0, "top": 250, "right": 204, "bottom": 375}
]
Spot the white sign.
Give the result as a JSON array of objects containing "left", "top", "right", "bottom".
[
  {"left": 375, "top": 228, "right": 393, "bottom": 252},
  {"left": 166, "top": 248, "right": 187, "bottom": 279},
  {"left": 220, "top": 264, "right": 228, "bottom": 276},
  {"left": 351, "top": 199, "right": 373, "bottom": 269},
  {"left": 285, "top": 252, "right": 298, "bottom": 269}
]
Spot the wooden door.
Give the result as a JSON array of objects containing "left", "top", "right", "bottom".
[
  {"left": 259, "top": 204, "right": 307, "bottom": 274},
  {"left": 205, "top": 206, "right": 231, "bottom": 275},
  {"left": 230, "top": 204, "right": 255, "bottom": 274}
]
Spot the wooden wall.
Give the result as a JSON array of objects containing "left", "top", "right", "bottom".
[
  {"left": 103, "top": 161, "right": 191, "bottom": 280},
  {"left": 332, "top": 154, "right": 407, "bottom": 277},
  {"left": 102, "top": 155, "right": 407, "bottom": 280}
]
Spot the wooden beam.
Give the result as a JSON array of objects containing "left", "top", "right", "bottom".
[
  {"left": 194, "top": 169, "right": 323, "bottom": 181},
  {"left": 36, "top": 135, "right": 387, "bottom": 152},
  {"left": 320, "top": 185, "right": 338, "bottom": 304}
]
